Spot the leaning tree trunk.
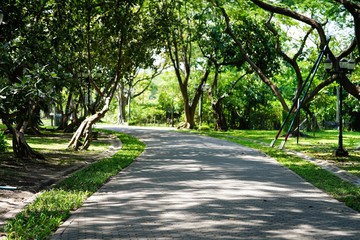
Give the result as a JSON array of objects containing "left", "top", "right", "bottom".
[{"left": 68, "top": 97, "right": 111, "bottom": 150}]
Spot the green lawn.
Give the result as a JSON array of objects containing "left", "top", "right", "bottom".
[
  {"left": 2, "top": 130, "right": 145, "bottom": 240},
  {"left": 205, "top": 130, "right": 360, "bottom": 176}
]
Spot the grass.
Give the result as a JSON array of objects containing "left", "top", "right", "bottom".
[
  {"left": 2, "top": 127, "right": 359, "bottom": 238},
  {"left": 1, "top": 130, "right": 111, "bottom": 166},
  {"left": 205, "top": 130, "right": 360, "bottom": 176},
  {"left": 2, "top": 130, "right": 145, "bottom": 240},
  {"left": 194, "top": 129, "right": 360, "bottom": 212}
]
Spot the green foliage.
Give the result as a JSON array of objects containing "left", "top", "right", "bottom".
[
  {"left": 0, "top": 65, "right": 56, "bottom": 138},
  {"left": 0, "top": 131, "right": 9, "bottom": 152},
  {"left": 221, "top": 73, "right": 281, "bottom": 130},
  {"left": 130, "top": 104, "right": 166, "bottom": 126},
  {"left": 3, "top": 131, "right": 145, "bottom": 239},
  {"left": 198, "top": 125, "right": 210, "bottom": 131},
  {"left": 1, "top": 0, "right": 359, "bottom": 139}
]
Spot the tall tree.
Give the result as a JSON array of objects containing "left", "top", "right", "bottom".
[
  {"left": 210, "top": 0, "right": 289, "bottom": 112},
  {"left": 153, "top": 0, "right": 212, "bottom": 129},
  {"left": 196, "top": 4, "right": 279, "bottom": 130},
  {"left": 68, "top": 0, "right": 159, "bottom": 150}
]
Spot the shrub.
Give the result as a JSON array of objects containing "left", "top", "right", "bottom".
[{"left": 198, "top": 125, "right": 210, "bottom": 131}]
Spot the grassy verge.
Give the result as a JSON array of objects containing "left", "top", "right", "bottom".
[
  {"left": 196, "top": 130, "right": 360, "bottom": 212},
  {"left": 2, "top": 129, "right": 111, "bottom": 165},
  {"left": 204, "top": 130, "right": 360, "bottom": 176},
  {"left": 2, "top": 131, "right": 145, "bottom": 240}
]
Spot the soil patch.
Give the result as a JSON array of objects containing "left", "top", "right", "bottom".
[{"left": 0, "top": 132, "right": 120, "bottom": 229}]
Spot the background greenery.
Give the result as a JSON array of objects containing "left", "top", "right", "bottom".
[{"left": 0, "top": 0, "right": 358, "bottom": 143}]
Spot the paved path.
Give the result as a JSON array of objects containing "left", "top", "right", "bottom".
[{"left": 52, "top": 126, "right": 360, "bottom": 239}]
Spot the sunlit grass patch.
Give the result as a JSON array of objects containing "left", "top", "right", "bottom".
[
  {"left": 195, "top": 129, "right": 360, "bottom": 213},
  {"left": 4, "top": 190, "right": 89, "bottom": 239}
]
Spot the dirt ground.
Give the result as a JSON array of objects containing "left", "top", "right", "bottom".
[{"left": 0, "top": 132, "right": 120, "bottom": 231}]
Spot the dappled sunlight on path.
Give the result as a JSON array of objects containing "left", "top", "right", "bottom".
[{"left": 52, "top": 126, "right": 360, "bottom": 239}]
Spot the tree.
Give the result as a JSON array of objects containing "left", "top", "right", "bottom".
[
  {"left": 196, "top": 3, "right": 279, "bottom": 130},
  {"left": 210, "top": 0, "right": 359, "bottom": 132},
  {"left": 0, "top": 1, "right": 58, "bottom": 159},
  {"left": 67, "top": 0, "right": 160, "bottom": 150},
  {"left": 210, "top": 0, "right": 290, "bottom": 113},
  {"left": 152, "top": 0, "right": 212, "bottom": 129},
  {"left": 249, "top": 0, "right": 360, "bottom": 101}
]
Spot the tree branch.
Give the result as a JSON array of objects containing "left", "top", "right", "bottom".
[
  {"left": 211, "top": 0, "right": 289, "bottom": 111},
  {"left": 250, "top": 0, "right": 327, "bottom": 47}
]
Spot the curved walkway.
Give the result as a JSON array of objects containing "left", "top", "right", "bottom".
[{"left": 52, "top": 126, "right": 360, "bottom": 239}]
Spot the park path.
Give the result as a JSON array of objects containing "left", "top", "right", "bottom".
[{"left": 52, "top": 126, "right": 360, "bottom": 239}]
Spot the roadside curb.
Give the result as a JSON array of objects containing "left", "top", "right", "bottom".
[
  {"left": 286, "top": 149, "right": 360, "bottom": 186},
  {"left": 215, "top": 134, "right": 360, "bottom": 187}
]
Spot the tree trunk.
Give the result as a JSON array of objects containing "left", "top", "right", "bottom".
[
  {"left": 117, "top": 100, "right": 126, "bottom": 124},
  {"left": 115, "top": 85, "right": 127, "bottom": 124},
  {"left": 183, "top": 100, "right": 196, "bottom": 129},
  {"left": 303, "top": 106, "right": 320, "bottom": 131},
  {"left": 180, "top": 71, "right": 211, "bottom": 129},
  {"left": 58, "top": 92, "right": 74, "bottom": 131},
  {"left": 212, "top": 99, "right": 228, "bottom": 131},
  {"left": 68, "top": 97, "right": 111, "bottom": 150},
  {"left": 116, "top": 96, "right": 126, "bottom": 124},
  {"left": 5, "top": 121, "right": 45, "bottom": 160},
  {"left": 64, "top": 116, "right": 86, "bottom": 133}
]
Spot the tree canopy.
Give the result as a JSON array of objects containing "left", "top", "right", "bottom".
[{"left": 0, "top": 0, "right": 359, "bottom": 158}]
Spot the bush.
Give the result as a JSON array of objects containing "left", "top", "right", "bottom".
[
  {"left": 0, "top": 131, "right": 8, "bottom": 152},
  {"left": 198, "top": 125, "right": 210, "bottom": 131}
]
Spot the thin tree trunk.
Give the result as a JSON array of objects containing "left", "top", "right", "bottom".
[
  {"left": 303, "top": 106, "right": 320, "bottom": 131},
  {"left": 116, "top": 87, "right": 126, "bottom": 124}
]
